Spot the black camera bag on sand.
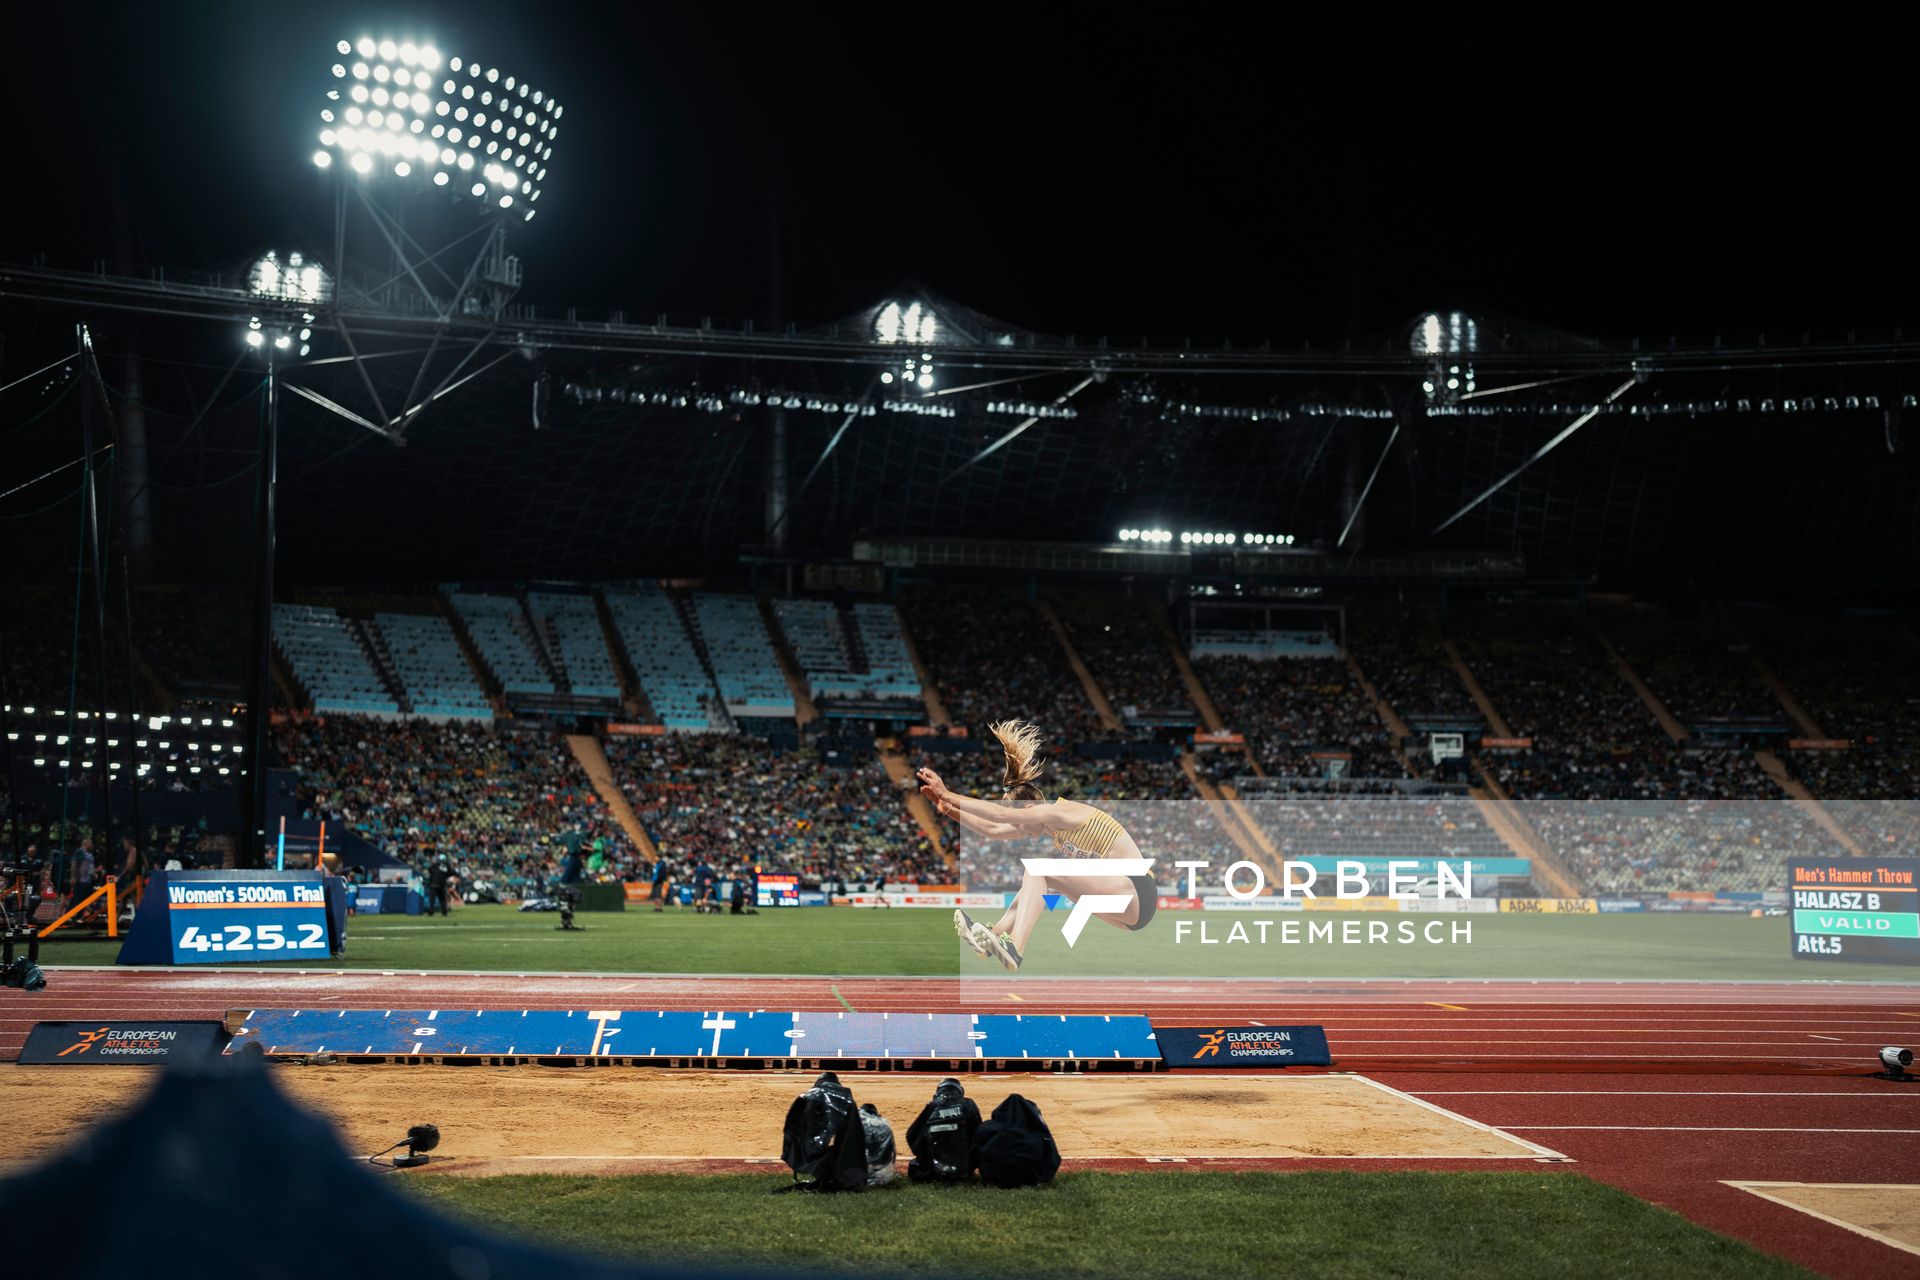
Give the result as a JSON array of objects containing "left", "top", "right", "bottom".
[
  {"left": 778, "top": 1072, "right": 868, "bottom": 1192},
  {"left": 971, "top": 1093, "right": 1060, "bottom": 1188},
  {"left": 859, "top": 1103, "right": 898, "bottom": 1186},
  {"left": 905, "top": 1077, "right": 981, "bottom": 1183}
]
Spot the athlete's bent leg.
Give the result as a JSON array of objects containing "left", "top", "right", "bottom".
[{"left": 995, "top": 872, "right": 1140, "bottom": 956}]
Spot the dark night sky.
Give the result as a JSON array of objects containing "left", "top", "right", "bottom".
[{"left": 10, "top": 6, "right": 1917, "bottom": 344}]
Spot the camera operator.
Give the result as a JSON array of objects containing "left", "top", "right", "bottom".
[
  {"left": 730, "top": 862, "right": 758, "bottom": 915},
  {"left": 426, "top": 854, "right": 455, "bottom": 917},
  {"left": 68, "top": 837, "right": 97, "bottom": 920},
  {"left": 550, "top": 834, "right": 587, "bottom": 930},
  {"left": 650, "top": 855, "right": 677, "bottom": 913}
]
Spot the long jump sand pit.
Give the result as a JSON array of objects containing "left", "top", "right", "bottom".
[
  {"left": 0, "top": 1065, "right": 1555, "bottom": 1173},
  {"left": 1726, "top": 1183, "right": 1920, "bottom": 1258}
]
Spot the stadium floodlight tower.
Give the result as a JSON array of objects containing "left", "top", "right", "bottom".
[
  {"left": 1413, "top": 311, "right": 1478, "bottom": 403},
  {"left": 875, "top": 300, "right": 940, "bottom": 390},
  {"left": 306, "top": 34, "right": 565, "bottom": 442},
  {"left": 228, "top": 33, "right": 566, "bottom": 866}
]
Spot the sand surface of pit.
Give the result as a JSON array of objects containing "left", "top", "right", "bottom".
[
  {"left": 0, "top": 1065, "right": 1550, "bottom": 1173},
  {"left": 1728, "top": 1183, "right": 1920, "bottom": 1257}
]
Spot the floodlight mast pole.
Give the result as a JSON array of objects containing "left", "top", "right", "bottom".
[
  {"left": 76, "top": 326, "right": 116, "bottom": 873},
  {"left": 240, "top": 351, "right": 278, "bottom": 869}
]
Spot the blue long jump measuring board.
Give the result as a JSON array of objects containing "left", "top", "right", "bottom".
[{"left": 223, "top": 1009, "right": 1160, "bottom": 1062}]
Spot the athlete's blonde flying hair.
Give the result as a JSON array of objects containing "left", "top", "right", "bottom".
[{"left": 989, "top": 718, "right": 1047, "bottom": 803}]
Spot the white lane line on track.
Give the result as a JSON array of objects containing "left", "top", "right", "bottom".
[
  {"left": 1211, "top": 1018, "right": 1920, "bottom": 1025},
  {"left": 14, "top": 991, "right": 1907, "bottom": 1014},
  {"left": 1507, "top": 1126, "right": 1920, "bottom": 1133},
  {"left": 2, "top": 1006, "right": 1888, "bottom": 1032},
  {"left": 1319, "top": 1039, "right": 1905, "bottom": 1047},
  {"left": 1325, "top": 1028, "right": 1914, "bottom": 1036},
  {"left": 3, "top": 1005, "right": 1904, "bottom": 1028},
  {"left": 1336, "top": 1059, "right": 1873, "bottom": 1066},
  {"left": 30, "top": 968, "right": 1919, "bottom": 996},
  {"left": 0, "top": 1010, "right": 1900, "bottom": 1030},
  {"left": 19, "top": 984, "right": 1910, "bottom": 1003},
  {"left": 1345, "top": 1076, "right": 1568, "bottom": 1159},
  {"left": 414, "top": 1153, "right": 1549, "bottom": 1165},
  {"left": 31, "top": 967, "right": 1912, "bottom": 983},
  {"left": 6, "top": 1008, "right": 1898, "bottom": 1038}
]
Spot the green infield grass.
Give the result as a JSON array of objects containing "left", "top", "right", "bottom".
[
  {"left": 36, "top": 901, "right": 1920, "bottom": 981},
  {"left": 404, "top": 1171, "right": 1811, "bottom": 1279}
]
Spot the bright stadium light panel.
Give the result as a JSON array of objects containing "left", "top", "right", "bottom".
[
  {"left": 1413, "top": 311, "right": 1480, "bottom": 403},
  {"left": 247, "top": 251, "right": 333, "bottom": 305},
  {"left": 876, "top": 300, "right": 938, "bottom": 346},
  {"left": 315, "top": 34, "right": 559, "bottom": 221}
]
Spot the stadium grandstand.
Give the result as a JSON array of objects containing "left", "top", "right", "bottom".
[
  {"left": 271, "top": 603, "right": 400, "bottom": 718},
  {"left": 525, "top": 588, "right": 623, "bottom": 702},
  {"left": 372, "top": 612, "right": 493, "bottom": 720},
  {"left": 5, "top": 571, "right": 1916, "bottom": 904},
  {"left": 448, "top": 590, "right": 558, "bottom": 697},
  {"left": 692, "top": 593, "right": 796, "bottom": 720},
  {"left": 602, "top": 585, "right": 721, "bottom": 730}
]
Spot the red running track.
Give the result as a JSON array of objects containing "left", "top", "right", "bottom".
[
  {"left": 6, "top": 970, "right": 1914, "bottom": 1071},
  {"left": 1376, "top": 1072, "right": 1920, "bottom": 1280},
  {"left": 4, "top": 968, "right": 1918, "bottom": 1277}
]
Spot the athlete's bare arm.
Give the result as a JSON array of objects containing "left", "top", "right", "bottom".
[
  {"left": 917, "top": 768, "right": 1063, "bottom": 832},
  {"left": 935, "top": 797, "right": 1022, "bottom": 841}
]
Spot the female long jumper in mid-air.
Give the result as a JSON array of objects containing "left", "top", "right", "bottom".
[{"left": 917, "top": 719, "right": 1157, "bottom": 972}]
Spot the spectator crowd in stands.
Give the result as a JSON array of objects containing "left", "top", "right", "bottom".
[
  {"left": 1595, "top": 606, "right": 1780, "bottom": 724},
  {"left": 608, "top": 733, "right": 945, "bottom": 890},
  {"left": 1758, "top": 613, "right": 1920, "bottom": 855},
  {"left": 3, "top": 591, "right": 108, "bottom": 710},
  {"left": 1196, "top": 654, "right": 1404, "bottom": 780},
  {"left": 1345, "top": 603, "right": 1479, "bottom": 721},
  {"left": 1446, "top": 603, "right": 1783, "bottom": 802},
  {"left": 133, "top": 590, "right": 248, "bottom": 699},
  {"left": 273, "top": 717, "right": 624, "bottom": 896},
  {"left": 1524, "top": 799, "right": 1841, "bottom": 895},
  {"left": 1055, "top": 593, "right": 1195, "bottom": 724},
  {"left": 902, "top": 587, "right": 1106, "bottom": 742},
  {"left": 10, "top": 581, "right": 1915, "bottom": 905}
]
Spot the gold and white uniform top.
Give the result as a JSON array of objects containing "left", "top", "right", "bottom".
[{"left": 1046, "top": 800, "right": 1125, "bottom": 856}]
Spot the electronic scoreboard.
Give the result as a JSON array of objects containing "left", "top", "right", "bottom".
[
  {"left": 116, "top": 869, "right": 346, "bottom": 965},
  {"left": 1788, "top": 857, "right": 1920, "bottom": 965},
  {"left": 755, "top": 873, "right": 801, "bottom": 908}
]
